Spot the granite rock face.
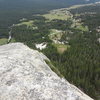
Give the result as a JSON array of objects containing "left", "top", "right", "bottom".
[{"left": 0, "top": 43, "right": 93, "bottom": 100}]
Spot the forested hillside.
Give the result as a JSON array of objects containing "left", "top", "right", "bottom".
[{"left": 0, "top": 0, "right": 100, "bottom": 38}]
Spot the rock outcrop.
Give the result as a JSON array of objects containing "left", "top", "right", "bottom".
[{"left": 0, "top": 43, "right": 93, "bottom": 100}]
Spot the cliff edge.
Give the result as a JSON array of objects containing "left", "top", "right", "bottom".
[{"left": 0, "top": 43, "right": 93, "bottom": 100}]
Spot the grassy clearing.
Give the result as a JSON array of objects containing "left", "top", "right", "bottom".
[
  {"left": 49, "top": 29, "right": 70, "bottom": 54},
  {"left": 45, "top": 59, "right": 63, "bottom": 78},
  {"left": 16, "top": 20, "right": 38, "bottom": 29},
  {"left": 49, "top": 29, "right": 63, "bottom": 40},
  {"left": 0, "top": 38, "right": 16, "bottom": 45},
  {"left": 0, "top": 38, "right": 8, "bottom": 45},
  {"left": 53, "top": 43, "right": 70, "bottom": 54},
  {"left": 16, "top": 20, "right": 34, "bottom": 27},
  {"left": 76, "top": 25, "right": 89, "bottom": 32},
  {"left": 42, "top": 12, "right": 71, "bottom": 21}
]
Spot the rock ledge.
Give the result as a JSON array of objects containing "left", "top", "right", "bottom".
[{"left": 0, "top": 43, "right": 93, "bottom": 100}]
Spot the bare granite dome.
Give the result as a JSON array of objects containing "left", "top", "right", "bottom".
[{"left": 0, "top": 43, "right": 93, "bottom": 100}]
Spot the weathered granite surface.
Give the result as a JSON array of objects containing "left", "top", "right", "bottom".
[{"left": 0, "top": 43, "right": 93, "bottom": 100}]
